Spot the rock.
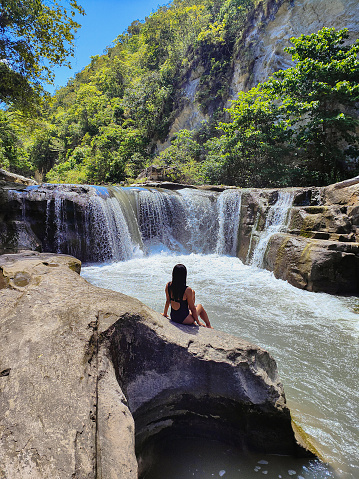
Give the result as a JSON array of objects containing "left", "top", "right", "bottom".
[
  {"left": 129, "top": 180, "right": 196, "bottom": 190},
  {"left": 0, "top": 184, "right": 103, "bottom": 260},
  {"left": 136, "top": 165, "right": 169, "bottom": 181},
  {"left": 235, "top": 184, "right": 359, "bottom": 294},
  {"left": 157, "top": 0, "right": 359, "bottom": 146},
  {"left": 264, "top": 234, "right": 359, "bottom": 294},
  {"left": 0, "top": 252, "right": 312, "bottom": 478},
  {"left": 230, "top": 0, "right": 359, "bottom": 97},
  {"left": 0, "top": 168, "right": 37, "bottom": 186}
]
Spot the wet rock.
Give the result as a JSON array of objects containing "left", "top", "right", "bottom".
[
  {"left": 236, "top": 182, "right": 359, "bottom": 295},
  {"left": 0, "top": 252, "right": 312, "bottom": 479},
  {"left": 264, "top": 234, "right": 359, "bottom": 294}
]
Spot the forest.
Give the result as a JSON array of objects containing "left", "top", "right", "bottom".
[{"left": 1, "top": 0, "right": 358, "bottom": 187}]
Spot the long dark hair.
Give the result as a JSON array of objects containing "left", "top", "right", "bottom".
[{"left": 169, "top": 264, "right": 187, "bottom": 301}]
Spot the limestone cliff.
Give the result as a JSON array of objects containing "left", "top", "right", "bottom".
[
  {"left": 0, "top": 252, "right": 310, "bottom": 478},
  {"left": 159, "top": 0, "right": 359, "bottom": 148}
]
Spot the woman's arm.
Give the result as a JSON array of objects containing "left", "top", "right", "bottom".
[
  {"left": 186, "top": 287, "right": 201, "bottom": 325},
  {"left": 162, "top": 283, "right": 171, "bottom": 318}
]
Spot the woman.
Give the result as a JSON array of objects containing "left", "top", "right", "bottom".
[{"left": 162, "top": 264, "right": 212, "bottom": 328}]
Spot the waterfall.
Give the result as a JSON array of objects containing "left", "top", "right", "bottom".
[
  {"left": 54, "top": 197, "right": 66, "bottom": 253},
  {"left": 216, "top": 189, "right": 242, "bottom": 256},
  {"left": 177, "top": 188, "right": 219, "bottom": 254},
  {"left": 88, "top": 195, "right": 136, "bottom": 262},
  {"left": 250, "top": 191, "right": 294, "bottom": 268},
  {"left": 6, "top": 184, "right": 296, "bottom": 267},
  {"left": 134, "top": 188, "right": 187, "bottom": 253}
]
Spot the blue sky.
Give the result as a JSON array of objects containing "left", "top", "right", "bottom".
[{"left": 48, "top": 0, "right": 164, "bottom": 94}]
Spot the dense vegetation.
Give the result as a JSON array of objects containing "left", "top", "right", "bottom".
[
  {"left": 1, "top": 0, "right": 358, "bottom": 187},
  {"left": 0, "top": 0, "right": 84, "bottom": 111},
  {"left": 204, "top": 27, "right": 359, "bottom": 186}
]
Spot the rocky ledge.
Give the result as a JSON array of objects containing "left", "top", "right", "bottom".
[
  {"left": 237, "top": 180, "right": 359, "bottom": 294},
  {"left": 0, "top": 252, "right": 312, "bottom": 478}
]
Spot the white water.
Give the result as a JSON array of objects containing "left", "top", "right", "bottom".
[
  {"left": 216, "top": 189, "right": 242, "bottom": 256},
  {"left": 82, "top": 254, "right": 359, "bottom": 479},
  {"left": 250, "top": 191, "right": 294, "bottom": 267}
]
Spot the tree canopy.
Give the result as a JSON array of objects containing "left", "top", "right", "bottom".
[{"left": 0, "top": 0, "right": 84, "bottom": 110}]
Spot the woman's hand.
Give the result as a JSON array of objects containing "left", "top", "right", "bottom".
[{"left": 161, "top": 313, "right": 168, "bottom": 318}]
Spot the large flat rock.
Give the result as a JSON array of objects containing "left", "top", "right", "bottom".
[{"left": 0, "top": 252, "right": 311, "bottom": 478}]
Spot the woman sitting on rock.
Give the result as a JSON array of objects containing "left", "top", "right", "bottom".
[{"left": 162, "top": 263, "right": 212, "bottom": 328}]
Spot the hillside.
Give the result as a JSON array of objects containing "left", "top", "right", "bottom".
[{"left": 1, "top": 0, "right": 358, "bottom": 187}]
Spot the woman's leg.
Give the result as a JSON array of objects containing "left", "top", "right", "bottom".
[
  {"left": 182, "top": 314, "right": 197, "bottom": 325},
  {"left": 196, "top": 304, "right": 212, "bottom": 328}
]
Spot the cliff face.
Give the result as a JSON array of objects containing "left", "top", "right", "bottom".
[
  {"left": 230, "top": 0, "right": 359, "bottom": 96},
  {"left": 159, "top": 0, "right": 359, "bottom": 147}
]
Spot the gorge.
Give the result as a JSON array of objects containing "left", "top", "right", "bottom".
[{"left": 1, "top": 0, "right": 359, "bottom": 476}]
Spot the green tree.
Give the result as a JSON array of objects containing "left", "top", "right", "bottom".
[
  {"left": 265, "top": 27, "right": 359, "bottom": 184},
  {"left": 214, "top": 87, "right": 293, "bottom": 186},
  {"left": 215, "top": 27, "right": 359, "bottom": 186},
  {"left": 0, "top": 110, "right": 33, "bottom": 173},
  {"left": 157, "top": 129, "right": 205, "bottom": 183},
  {"left": 0, "top": 0, "right": 84, "bottom": 110}
]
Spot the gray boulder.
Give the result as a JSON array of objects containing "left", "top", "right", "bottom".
[
  {"left": 0, "top": 168, "right": 37, "bottom": 186},
  {"left": 0, "top": 251, "right": 312, "bottom": 478}
]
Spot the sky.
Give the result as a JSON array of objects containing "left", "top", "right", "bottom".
[{"left": 48, "top": 0, "right": 165, "bottom": 94}]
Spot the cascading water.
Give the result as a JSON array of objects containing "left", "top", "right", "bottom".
[
  {"left": 250, "top": 191, "right": 294, "bottom": 267},
  {"left": 134, "top": 187, "right": 187, "bottom": 253},
  {"left": 176, "top": 188, "right": 219, "bottom": 253},
  {"left": 8, "top": 185, "right": 245, "bottom": 260},
  {"left": 216, "top": 189, "right": 242, "bottom": 256},
  {"left": 88, "top": 195, "right": 135, "bottom": 261}
]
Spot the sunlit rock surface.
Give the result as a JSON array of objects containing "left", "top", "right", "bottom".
[
  {"left": 0, "top": 252, "right": 311, "bottom": 478},
  {"left": 237, "top": 182, "right": 359, "bottom": 294},
  {"left": 161, "top": 0, "right": 359, "bottom": 143},
  {"left": 230, "top": 0, "right": 359, "bottom": 97}
]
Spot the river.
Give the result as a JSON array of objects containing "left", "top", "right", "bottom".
[{"left": 7, "top": 183, "right": 359, "bottom": 477}]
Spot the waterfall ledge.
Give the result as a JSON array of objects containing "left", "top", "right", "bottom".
[
  {"left": 0, "top": 252, "right": 314, "bottom": 479},
  {"left": 1, "top": 181, "right": 359, "bottom": 295}
]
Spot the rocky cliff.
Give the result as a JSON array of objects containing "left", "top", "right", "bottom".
[
  {"left": 237, "top": 180, "right": 359, "bottom": 294},
  {"left": 160, "top": 0, "right": 359, "bottom": 147},
  {"left": 0, "top": 251, "right": 311, "bottom": 478}
]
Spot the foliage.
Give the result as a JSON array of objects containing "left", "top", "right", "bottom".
[
  {"left": 3, "top": 4, "right": 358, "bottom": 188},
  {"left": 157, "top": 129, "right": 204, "bottom": 183},
  {"left": 0, "top": 110, "right": 32, "bottom": 174},
  {"left": 7, "top": 0, "right": 256, "bottom": 184},
  {"left": 210, "top": 27, "right": 359, "bottom": 186},
  {"left": 212, "top": 87, "right": 294, "bottom": 186},
  {"left": 0, "top": 0, "right": 84, "bottom": 110},
  {"left": 194, "top": 0, "right": 253, "bottom": 112}
]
